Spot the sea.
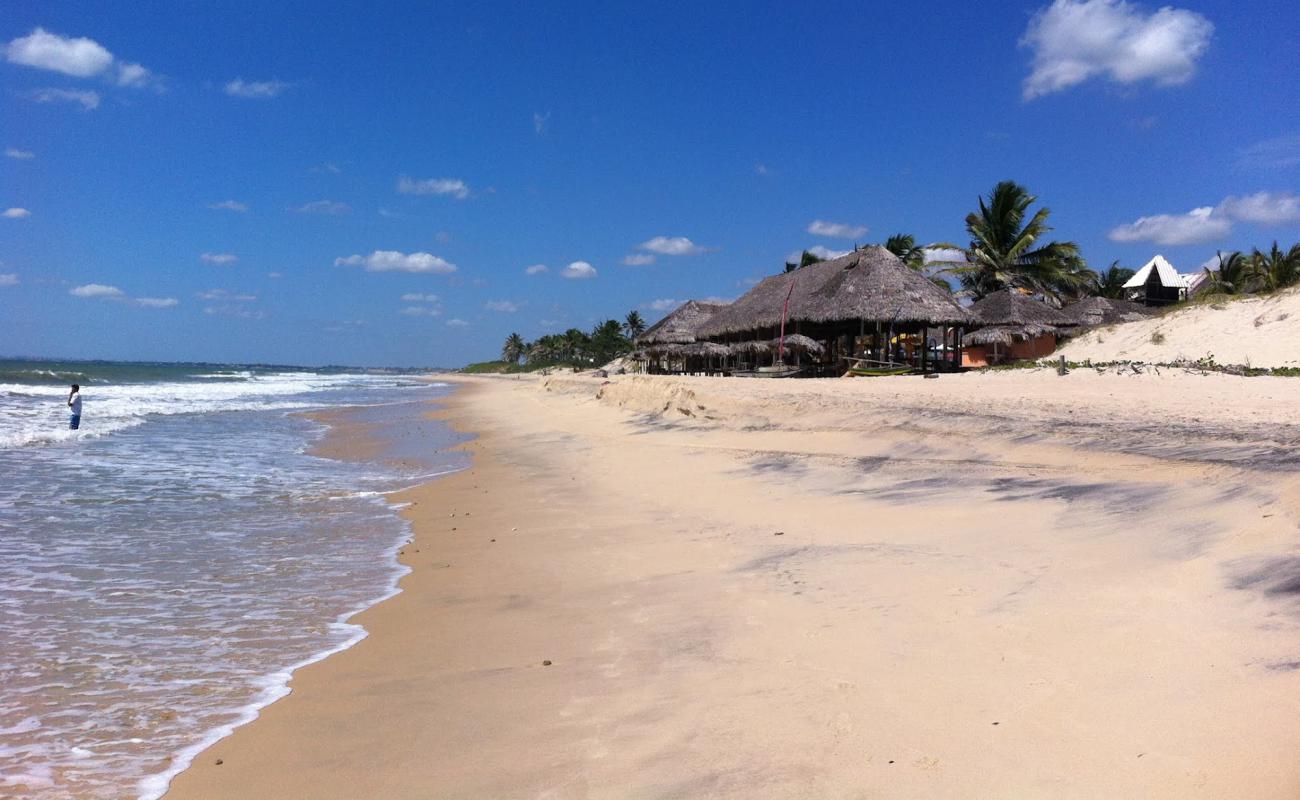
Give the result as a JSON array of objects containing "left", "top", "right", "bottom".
[{"left": 0, "top": 359, "right": 468, "bottom": 799}]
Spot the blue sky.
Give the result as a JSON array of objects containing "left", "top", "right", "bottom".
[{"left": 3, "top": 0, "right": 1298, "bottom": 367}]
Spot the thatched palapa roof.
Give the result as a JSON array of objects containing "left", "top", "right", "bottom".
[
  {"left": 964, "top": 323, "right": 1060, "bottom": 346},
  {"left": 968, "top": 289, "right": 1074, "bottom": 327},
  {"left": 697, "top": 247, "right": 972, "bottom": 337},
  {"left": 637, "top": 300, "right": 730, "bottom": 345},
  {"left": 641, "top": 341, "right": 729, "bottom": 358},
  {"left": 1059, "top": 296, "right": 1156, "bottom": 329}
]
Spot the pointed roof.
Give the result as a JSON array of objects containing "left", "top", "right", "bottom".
[
  {"left": 698, "top": 246, "right": 972, "bottom": 336},
  {"left": 637, "top": 300, "right": 730, "bottom": 345},
  {"left": 969, "top": 289, "right": 1073, "bottom": 326},
  {"left": 1124, "top": 255, "right": 1185, "bottom": 289}
]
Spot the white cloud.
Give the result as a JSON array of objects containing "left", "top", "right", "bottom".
[
  {"left": 485, "top": 300, "right": 520, "bottom": 313},
  {"left": 204, "top": 305, "right": 265, "bottom": 319},
  {"left": 196, "top": 289, "right": 256, "bottom": 302},
  {"left": 135, "top": 297, "right": 177, "bottom": 308},
  {"left": 224, "top": 79, "right": 289, "bottom": 99},
  {"left": 32, "top": 88, "right": 100, "bottom": 110},
  {"left": 70, "top": 283, "right": 123, "bottom": 298},
  {"left": 200, "top": 252, "right": 238, "bottom": 265},
  {"left": 6, "top": 29, "right": 159, "bottom": 91},
  {"left": 787, "top": 245, "right": 851, "bottom": 263},
  {"left": 335, "top": 250, "right": 457, "bottom": 274},
  {"left": 445, "top": 318, "right": 470, "bottom": 327},
  {"left": 396, "top": 176, "right": 471, "bottom": 199},
  {"left": 1020, "top": 0, "right": 1214, "bottom": 100},
  {"left": 807, "top": 219, "right": 868, "bottom": 239},
  {"left": 310, "top": 162, "right": 342, "bottom": 174},
  {"left": 560, "top": 261, "right": 597, "bottom": 279},
  {"left": 1216, "top": 192, "right": 1300, "bottom": 225},
  {"left": 267, "top": 271, "right": 283, "bottom": 279},
  {"left": 401, "top": 292, "right": 440, "bottom": 302},
  {"left": 622, "top": 253, "right": 656, "bottom": 266},
  {"left": 1237, "top": 134, "right": 1300, "bottom": 170},
  {"left": 5, "top": 148, "right": 35, "bottom": 160},
  {"left": 533, "top": 111, "right": 549, "bottom": 135},
  {"left": 399, "top": 306, "right": 440, "bottom": 316},
  {"left": 0, "top": 273, "right": 18, "bottom": 286},
  {"left": 640, "top": 236, "right": 707, "bottom": 256},
  {"left": 642, "top": 298, "right": 682, "bottom": 312},
  {"left": 114, "top": 62, "right": 159, "bottom": 89},
  {"left": 754, "top": 163, "right": 770, "bottom": 176},
  {"left": 524, "top": 263, "right": 548, "bottom": 275},
  {"left": 207, "top": 199, "right": 248, "bottom": 213},
  {"left": 292, "top": 199, "right": 350, "bottom": 215},
  {"left": 1108, "top": 206, "right": 1230, "bottom": 245},
  {"left": 1109, "top": 192, "right": 1300, "bottom": 245},
  {"left": 3, "top": 208, "right": 31, "bottom": 219},
  {"left": 923, "top": 247, "right": 968, "bottom": 264},
  {"left": 6, "top": 28, "right": 113, "bottom": 77}
]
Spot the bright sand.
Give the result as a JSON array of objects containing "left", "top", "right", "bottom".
[
  {"left": 1058, "top": 286, "right": 1300, "bottom": 368},
  {"left": 165, "top": 370, "right": 1300, "bottom": 798}
]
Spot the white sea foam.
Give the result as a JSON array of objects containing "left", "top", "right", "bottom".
[{"left": 0, "top": 370, "right": 465, "bottom": 799}]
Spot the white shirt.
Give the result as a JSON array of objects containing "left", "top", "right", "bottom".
[{"left": 69, "top": 392, "right": 82, "bottom": 415}]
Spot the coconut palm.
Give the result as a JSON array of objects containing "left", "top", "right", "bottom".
[
  {"left": 884, "top": 234, "right": 927, "bottom": 270},
  {"left": 623, "top": 310, "right": 646, "bottom": 339},
  {"left": 1247, "top": 241, "right": 1300, "bottom": 292},
  {"left": 941, "top": 181, "right": 1095, "bottom": 304},
  {"left": 501, "top": 332, "right": 526, "bottom": 364},
  {"left": 1202, "top": 251, "right": 1251, "bottom": 295},
  {"left": 1093, "top": 261, "right": 1136, "bottom": 299}
]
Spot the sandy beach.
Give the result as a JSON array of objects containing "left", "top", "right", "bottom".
[{"left": 165, "top": 370, "right": 1300, "bottom": 799}]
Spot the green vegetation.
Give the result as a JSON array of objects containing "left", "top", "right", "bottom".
[
  {"left": 784, "top": 249, "right": 826, "bottom": 273},
  {"left": 1150, "top": 330, "right": 1166, "bottom": 345},
  {"left": 1094, "top": 261, "right": 1135, "bottom": 299},
  {"left": 481, "top": 313, "right": 641, "bottom": 372},
  {"left": 1201, "top": 243, "right": 1300, "bottom": 298},
  {"left": 883, "top": 234, "right": 927, "bottom": 270},
  {"left": 940, "top": 180, "right": 1095, "bottom": 304}
]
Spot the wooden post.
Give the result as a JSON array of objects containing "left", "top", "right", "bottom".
[{"left": 920, "top": 325, "right": 928, "bottom": 373}]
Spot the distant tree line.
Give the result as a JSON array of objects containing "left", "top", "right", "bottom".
[{"left": 499, "top": 311, "right": 646, "bottom": 369}]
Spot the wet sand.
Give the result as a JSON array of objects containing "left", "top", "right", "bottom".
[{"left": 166, "top": 370, "right": 1300, "bottom": 798}]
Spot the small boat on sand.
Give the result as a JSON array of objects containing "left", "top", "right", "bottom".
[{"left": 732, "top": 364, "right": 803, "bottom": 378}]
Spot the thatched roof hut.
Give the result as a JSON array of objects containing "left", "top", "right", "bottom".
[
  {"left": 643, "top": 341, "right": 729, "bottom": 358},
  {"left": 964, "top": 323, "right": 1060, "bottom": 346},
  {"left": 697, "top": 246, "right": 972, "bottom": 338},
  {"left": 637, "top": 300, "right": 730, "bottom": 345},
  {"left": 1059, "top": 296, "right": 1157, "bottom": 330},
  {"left": 969, "top": 289, "right": 1073, "bottom": 327}
]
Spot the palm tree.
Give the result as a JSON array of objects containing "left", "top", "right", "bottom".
[
  {"left": 623, "top": 310, "right": 646, "bottom": 339},
  {"left": 1247, "top": 241, "right": 1300, "bottom": 292},
  {"left": 884, "top": 234, "right": 927, "bottom": 270},
  {"left": 784, "top": 250, "right": 826, "bottom": 273},
  {"left": 501, "top": 332, "right": 526, "bottom": 364},
  {"left": 942, "top": 181, "right": 1095, "bottom": 304},
  {"left": 1094, "top": 261, "right": 1135, "bottom": 299},
  {"left": 1202, "top": 251, "right": 1251, "bottom": 295}
]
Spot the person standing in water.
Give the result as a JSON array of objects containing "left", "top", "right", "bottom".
[{"left": 68, "top": 384, "right": 82, "bottom": 430}]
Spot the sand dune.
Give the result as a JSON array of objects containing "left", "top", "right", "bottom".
[{"left": 1058, "top": 288, "right": 1300, "bottom": 368}]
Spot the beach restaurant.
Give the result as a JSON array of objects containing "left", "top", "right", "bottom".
[
  {"left": 691, "top": 246, "right": 974, "bottom": 376},
  {"left": 635, "top": 300, "right": 732, "bottom": 375},
  {"left": 961, "top": 288, "right": 1075, "bottom": 367}
]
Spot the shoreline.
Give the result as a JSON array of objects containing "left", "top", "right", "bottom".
[
  {"left": 165, "top": 372, "right": 1300, "bottom": 798},
  {"left": 143, "top": 388, "right": 465, "bottom": 800}
]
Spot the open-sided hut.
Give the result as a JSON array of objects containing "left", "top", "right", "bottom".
[
  {"left": 697, "top": 246, "right": 973, "bottom": 375},
  {"left": 1058, "top": 296, "right": 1157, "bottom": 332},
  {"left": 634, "top": 300, "right": 730, "bottom": 374},
  {"left": 963, "top": 289, "right": 1074, "bottom": 367}
]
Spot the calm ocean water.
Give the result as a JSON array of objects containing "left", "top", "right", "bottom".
[{"left": 0, "top": 360, "right": 467, "bottom": 799}]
